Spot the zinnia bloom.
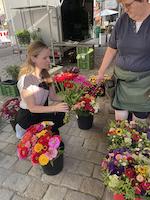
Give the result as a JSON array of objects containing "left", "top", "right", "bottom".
[
  {"left": 17, "top": 146, "right": 29, "bottom": 159},
  {"left": 34, "top": 143, "right": 43, "bottom": 153},
  {"left": 136, "top": 174, "right": 144, "bottom": 182},
  {"left": 36, "top": 130, "right": 47, "bottom": 138},
  {"left": 39, "top": 154, "right": 49, "bottom": 166},
  {"left": 48, "top": 136, "right": 61, "bottom": 149},
  {"left": 46, "top": 148, "right": 58, "bottom": 160}
]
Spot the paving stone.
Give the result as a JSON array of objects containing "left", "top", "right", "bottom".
[
  {"left": 3, "top": 172, "right": 31, "bottom": 193},
  {"left": 0, "top": 154, "right": 18, "bottom": 169},
  {"left": 80, "top": 177, "right": 105, "bottom": 198},
  {"left": 11, "top": 160, "right": 32, "bottom": 174},
  {"left": 66, "top": 127, "right": 81, "bottom": 136},
  {"left": 28, "top": 166, "right": 43, "bottom": 178},
  {"left": 61, "top": 173, "right": 83, "bottom": 190},
  {"left": 86, "top": 150, "right": 104, "bottom": 164},
  {"left": 0, "top": 188, "right": 14, "bottom": 200},
  {"left": 0, "top": 131, "right": 12, "bottom": 141},
  {"left": 42, "top": 171, "right": 65, "bottom": 185},
  {"left": 97, "top": 141, "right": 109, "bottom": 154},
  {"left": 61, "top": 134, "right": 70, "bottom": 146},
  {"left": 5, "top": 134, "right": 19, "bottom": 144},
  {"left": 75, "top": 161, "right": 94, "bottom": 177},
  {"left": 79, "top": 130, "right": 92, "bottom": 139},
  {"left": 42, "top": 185, "right": 67, "bottom": 200},
  {"left": 63, "top": 157, "right": 80, "bottom": 173},
  {"left": 24, "top": 179, "right": 48, "bottom": 200},
  {"left": 103, "top": 187, "right": 113, "bottom": 200},
  {"left": 69, "top": 146, "right": 88, "bottom": 160},
  {"left": 2, "top": 143, "right": 17, "bottom": 155},
  {"left": 65, "top": 190, "right": 97, "bottom": 200},
  {"left": 93, "top": 165, "right": 103, "bottom": 181},
  {"left": 68, "top": 135, "right": 84, "bottom": 146},
  {"left": 83, "top": 138, "right": 99, "bottom": 150},
  {"left": 12, "top": 195, "right": 30, "bottom": 200},
  {"left": 0, "top": 141, "right": 9, "bottom": 150},
  {"left": 0, "top": 167, "right": 12, "bottom": 185},
  {"left": 59, "top": 124, "right": 70, "bottom": 133},
  {"left": 1, "top": 124, "right": 14, "bottom": 132}
]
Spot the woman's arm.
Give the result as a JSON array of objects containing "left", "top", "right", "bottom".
[
  {"left": 21, "top": 89, "right": 68, "bottom": 113},
  {"left": 97, "top": 47, "right": 117, "bottom": 82}
]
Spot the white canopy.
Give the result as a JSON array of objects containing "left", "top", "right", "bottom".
[{"left": 100, "top": 9, "right": 118, "bottom": 17}]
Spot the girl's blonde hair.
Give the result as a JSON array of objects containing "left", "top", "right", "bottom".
[{"left": 19, "top": 41, "right": 49, "bottom": 78}]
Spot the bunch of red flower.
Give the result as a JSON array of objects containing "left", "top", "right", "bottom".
[
  {"left": 53, "top": 72, "right": 77, "bottom": 84},
  {"left": 1, "top": 98, "right": 20, "bottom": 120},
  {"left": 72, "top": 94, "right": 96, "bottom": 116},
  {"left": 17, "top": 121, "right": 63, "bottom": 166}
]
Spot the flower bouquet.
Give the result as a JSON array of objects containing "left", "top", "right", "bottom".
[
  {"left": 53, "top": 72, "right": 93, "bottom": 122},
  {"left": 101, "top": 147, "right": 150, "bottom": 200},
  {"left": 107, "top": 120, "right": 150, "bottom": 151},
  {"left": 17, "top": 121, "right": 64, "bottom": 175},
  {"left": 72, "top": 94, "right": 98, "bottom": 129},
  {"left": 0, "top": 98, "right": 20, "bottom": 131}
]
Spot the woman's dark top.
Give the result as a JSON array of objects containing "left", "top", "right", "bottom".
[{"left": 109, "top": 13, "right": 150, "bottom": 72}]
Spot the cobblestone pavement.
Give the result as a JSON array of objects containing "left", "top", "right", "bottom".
[{"left": 0, "top": 48, "right": 115, "bottom": 200}]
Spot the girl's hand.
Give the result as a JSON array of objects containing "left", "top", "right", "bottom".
[{"left": 52, "top": 102, "right": 69, "bottom": 112}]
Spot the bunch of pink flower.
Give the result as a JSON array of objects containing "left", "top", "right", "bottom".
[
  {"left": 1, "top": 98, "right": 20, "bottom": 120},
  {"left": 17, "top": 121, "right": 64, "bottom": 166}
]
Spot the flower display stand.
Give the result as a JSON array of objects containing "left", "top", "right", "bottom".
[
  {"left": 42, "top": 142, "right": 64, "bottom": 175},
  {"left": 77, "top": 114, "right": 93, "bottom": 130}
]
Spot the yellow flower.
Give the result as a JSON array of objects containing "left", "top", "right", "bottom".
[
  {"left": 137, "top": 166, "right": 149, "bottom": 176},
  {"left": 34, "top": 143, "right": 43, "bottom": 153},
  {"left": 39, "top": 154, "right": 49, "bottom": 166},
  {"left": 116, "top": 128, "right": 123, "bottom": 135},
  {"left": 36, "top": 130, "right": 47, "bottom": 138}
]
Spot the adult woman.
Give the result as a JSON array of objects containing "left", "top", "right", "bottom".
[
  {"left": 15, "top": 41, "right": 69, "bottom": 138},
  {"left": 97, "top": 0, "right": 150, "bottom": 122}
]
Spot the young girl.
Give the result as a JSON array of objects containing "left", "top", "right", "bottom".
[{"left": 15, "top": 41, "right": 69, "bottom": 138}]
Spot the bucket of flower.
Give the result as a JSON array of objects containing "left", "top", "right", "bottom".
[
  {"left": 72, "top": 94, "right": 99, "bottom": 130},
  {"left": 0, "top": 98, "right": 20, "bottom": 131},
  {"left": 101, "top": 120, "right": 150, "bottom": 200},
  {"left": 17, "top": 121, "right": 64, "bottom": 175}
]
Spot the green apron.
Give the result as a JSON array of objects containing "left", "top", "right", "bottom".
[{"left": 112, "top": 66, "right": 150, "bottom": 112}]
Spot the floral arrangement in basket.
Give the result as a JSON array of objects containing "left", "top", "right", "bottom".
[
  {"left": 101, "top": 120, "right": 150, "bottom": 200},
  {"left": 107, "top": 120, "right": 150, "bottom": 151},
  {"left": 72, "top": 94, "right": 99, "bottom": 116},
  {"left": 0, "top": 98, "right": 20, "bottom": 120},
  {"left": 101, "top": 147, "right": 150, "bottom": 200},
  {"left": 17, "top": 121, "right": 64, "bottom": 166}
]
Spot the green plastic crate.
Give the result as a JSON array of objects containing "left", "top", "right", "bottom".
[
  {"left": 76, "top": 47, "right": 92, "bottom": 54},
  {"left": 0, "top": 81, "right": 19, "bottom": 97},
  {"left": 76, "top": 48, "right": 94, "bottom": 69}
]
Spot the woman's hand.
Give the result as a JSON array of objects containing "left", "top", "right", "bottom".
[
  {"left": 96, "top": 71, "right": 105, "bottom": 83},
  {"left": 51, "top": 102, "right": 69, "bottom": 113}
]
